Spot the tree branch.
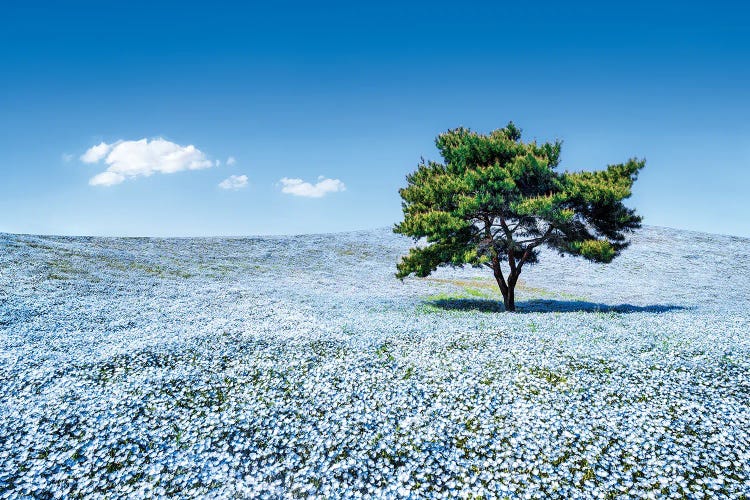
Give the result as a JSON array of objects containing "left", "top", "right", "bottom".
[
  {"left": 499, "top": 217, "right": 514, "bottom": 239},
  {"left": 517, "top": 226, "right": 555, "bottom": 270},
  {"left": 498, "top": 217, "right": 520, "bottom": 282},
  {"left": 491, "top": 254, "right": 508, "bottom": 293},
  {"left": 514, "top": 237, "right": 548, "bottom": 245},
  {"left": 483, "top": 215, "right": 509, "bottom": 295}
]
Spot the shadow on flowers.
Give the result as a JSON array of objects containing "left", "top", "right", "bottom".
[{"left": 427, "top": 298, "right": 688, "bottom": 314}]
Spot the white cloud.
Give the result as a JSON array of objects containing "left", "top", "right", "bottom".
[
  {"left": 218, "top": 174, "right": 248, "bottom": 190},
  {"left": 82, "top": 138, "right": 215, "bottom": 186},
  {"left": 226, "top": 156, "right": 236, "bottom": 166},
  {"left": 80, "top": 142, "right": 113, "bottom": 163},
  {"left": 279, "top": 176, "right": 346, "bottom": 198},
  {"left": 89, "top": 171, "right": 126, "bottom": 187}
]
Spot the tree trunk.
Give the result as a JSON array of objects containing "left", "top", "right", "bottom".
[
  {"left": 491, "top": 255, "right": 518, "bottom": 312},
  {"left": 502, "top": 285, "right": 516, "bottom": 312},
  {"left": 502, "top": 271, "right": 519, "bottom": 312}
]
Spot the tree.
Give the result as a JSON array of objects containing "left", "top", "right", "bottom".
[{"left": 394, "top": 122, "right": 644, "bottom": 312}]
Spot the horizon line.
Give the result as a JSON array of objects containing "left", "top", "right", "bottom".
[{"left": 1, "top": 223, "right": 748, "bottom": 242}]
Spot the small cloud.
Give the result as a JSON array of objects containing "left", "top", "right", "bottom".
[
  {"left": 81, "top": 138, "right": 215, "bottom": 186},
  {"left": 81, "top": 142, "right": 113, "bottom": 163},
  {"left": 279, "top": 176, "right": 346, "bottom": 198},
  {"left": 215, "top": 159, "right": 221, "bottom": 167},
  {"left": 61, "top": 153, "right": 73, "bottom": 163},
  {"left": 218, "top": 174, "right": 248, "bottom": 190},
  {"left": 226, "top": 156, "right": 236, "bottom": 166},
  {"left": 90, "top": 171, "right": 126, "bottom": 187}
]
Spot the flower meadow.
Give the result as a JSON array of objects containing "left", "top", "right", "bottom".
[{"left": 1, "top": 226, "right": 749, "bottom": 498}]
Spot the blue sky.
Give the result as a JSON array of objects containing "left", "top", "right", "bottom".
[{"left": 1, "top": 1, "right": 748, "bottom": 237}]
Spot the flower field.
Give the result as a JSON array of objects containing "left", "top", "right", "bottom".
[{"left": 1, "top": 226, "right": 749, "bottom": 498}]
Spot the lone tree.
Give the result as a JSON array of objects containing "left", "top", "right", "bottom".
[{"left": 394, "top": 122, "right": 644, "bottom": 311}]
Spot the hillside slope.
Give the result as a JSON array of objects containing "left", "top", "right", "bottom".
[{"left": 1, "top": 226, "right": 749, "bottom": 498}]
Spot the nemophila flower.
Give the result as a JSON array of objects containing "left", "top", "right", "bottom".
[{"left": 0, "top": 227, "right": 749, "bottom": 497}]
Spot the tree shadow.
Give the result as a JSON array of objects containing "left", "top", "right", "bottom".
[{"left": 427, "top": 298, "right": 688, "bottom": 314}]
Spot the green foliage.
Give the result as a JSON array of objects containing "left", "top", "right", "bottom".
[
  {"left": 395, "top": 122, "right": 643, "bottom": 310},
  {"left": 568, "top": 239, "right": 616, "bottom": 263}
]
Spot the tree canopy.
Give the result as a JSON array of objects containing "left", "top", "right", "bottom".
[{"left": 394, "top": 122, "right": 644, "bottom": 311}]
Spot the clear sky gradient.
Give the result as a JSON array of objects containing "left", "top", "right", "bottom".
[{"left": 1, "top": 1, "right": 748, "bottom": 237}]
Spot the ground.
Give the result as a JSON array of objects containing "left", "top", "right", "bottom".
[{"left": 0, "top": 226, "right": 749, "bottom": 498}]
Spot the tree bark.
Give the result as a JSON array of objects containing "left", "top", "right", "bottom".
[
  {"left": 491, "top": 254, "right": 517, "bottom": 312},
  {"left": 504, "top": 270, "right": 521, "bottom": 312},
  {"left": 503, "top": 285, "right": 515, "bottom": 312}
]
